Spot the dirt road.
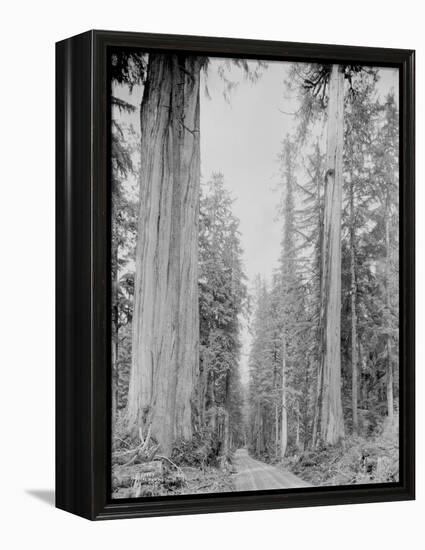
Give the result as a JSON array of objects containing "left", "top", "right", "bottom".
[{"left": 233, "top": 449, "right": 310, "bottom": 491}]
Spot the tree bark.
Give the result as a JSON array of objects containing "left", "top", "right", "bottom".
[
  {"left": 318, "top": 64, "right": 345, "bottom": 445},
  {"left": 303, "top": 363, "right": 310, "bottom": 450},
  {"left": 126, "top": 54, "right": 202, "bottom": 456},
  {"left": 350, "top": 179, "right": 359, "bottom": 433}
]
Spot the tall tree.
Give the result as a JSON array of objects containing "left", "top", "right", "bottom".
[
  {"left": 248, "top": 279, "right": 274, "bottom": 456},
  {"left": 288, "top": 62, "right": 367, "bottom": 446},
  {"left": 111, "top": 97, "right": 138, "bottom": 422},
  {"left": 248, "top": 136, "right": 312, "bottom": 458},
  {"left": 348, "top": 176, "right": 359, "bottom": 433},
  {"left": 110, "top": 50, "right": 145, "bottom": 427},
  {"left": 297, "top": 140, "right": 325, "bottom": 450},
  {"left": 125, "top": 55, "right": 263, "bottom": 455},
  {"left": 126, "top": 55, "right": 205, "bottom": 454},
  {"left": 342, "top": 70, "right": 379, "bottom": 433},
  {"left": 316, "top": 64, "right": 345, "bottom": 445},
  {"left": 198, "top": 173, "right": 247, "bottom": 458},
  {"left": 277, "top": 137, "right": 298, "bottom": 457},
  {"left": 373, "top": 93, "right": 399, "bottom": 420}
]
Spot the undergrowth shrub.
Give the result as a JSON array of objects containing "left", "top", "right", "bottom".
[{"left": 286, "top": 416, "right": 399, "bottom": 486}]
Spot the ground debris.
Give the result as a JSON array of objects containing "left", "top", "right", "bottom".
[
  {"left": 179, "top": 465, "right": 234, "bottom": 495},
  {"left": 112, "top": 461, "right": 234, "bottom": 499},
  {"left": 111, "top": 426, "right": 236, "bottom": 499},
  {"left": 284, "top": 418, "right": 399, "bottom": 486}
]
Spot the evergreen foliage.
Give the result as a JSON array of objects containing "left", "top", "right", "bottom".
[
  {"left": 198, "top": 173, "right": 248, "bottom": 459},
  {"left": 247, "top": 67, "right": 399, "bottom": 471}
]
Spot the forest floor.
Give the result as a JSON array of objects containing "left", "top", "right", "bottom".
[
  {"left": 112, "top": 451, "right": 310, "bottom": 498},
  {"left": 112, "top": 462, "right": 234, "bottom": 499},
  {"left": 112, "top": 418, "right": 398, "bottom": 498},
  {"left": 112, "top": 447, "right": 311, "bottom": 498},
  {"left": 282, "top": 418, "right": 399, "bottom": 486}
]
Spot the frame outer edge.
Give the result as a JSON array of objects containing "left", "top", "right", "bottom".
[
  {"left": 401, "top": 49, "right": 415, "bottom": 500},
  {"left": 55, "top": 30, "right": 95, "bottom": 520},
  {"left": 56, "top": 30, "right": 415, "bottom": 520}
]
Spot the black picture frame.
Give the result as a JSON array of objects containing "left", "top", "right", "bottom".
[{"left": 56, "top": 29, "right": 415, "bottom": 520}]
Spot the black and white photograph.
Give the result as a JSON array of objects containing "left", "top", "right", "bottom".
[
  {"left": 1, "top": 0, "right": 421, "bottom": 539},
  {"left": 110, "top": 51, "right": 400, "bottom": 499}
]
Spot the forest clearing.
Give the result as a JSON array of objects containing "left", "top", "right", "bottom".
[{"left": 110, "top": 51, "right": 399, "bottom": 499}]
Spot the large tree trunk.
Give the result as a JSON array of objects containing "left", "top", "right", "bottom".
[
  {"left": 303, "top": 363, "right": 310, "bottom": 450},
  {"left": 350, "top": 179, "right": 359, "bottom": 433},
  {"left": 281, "top": 331, "right": 288, "bottom": 458},
  {"left": 126, "top": 54, "right": 202, "bottom": 456},
  {"left": 317, "top": 64, "right": 345, "bottom": 445}
]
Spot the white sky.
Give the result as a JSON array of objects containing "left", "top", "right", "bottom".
[
  {"left": 200, "top": 60, "right": 298, "bottom": 384},
  {"left": 201, "top": 61, "right": 292, "bottom": 286},
  {"left": 114, "top": 60, "right": 399, "bottom": 385}
]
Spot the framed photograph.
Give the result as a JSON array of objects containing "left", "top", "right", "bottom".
[{"left": 56, "top": 30, "right": 415, "bottom": 520}]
